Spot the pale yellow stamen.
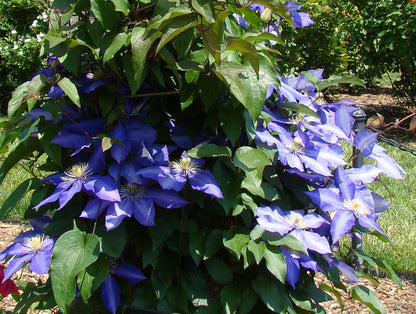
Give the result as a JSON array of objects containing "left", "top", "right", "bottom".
[
  {"left": 285, "top": 137, "right": 305, "bottom": 154},
  {"left": 343, "top": 199, "right": 370, "bottom": 216},
  {"left": 170, "top": 156, "right": 200, "bottom": 176},
  {"left": 62, "top": 163, "right": 92, "bottom": 183},
  {"left": 23, "top": 235, "right": 49, "bottom": 252},
  {"left": 285, "top": 212, "right": 307, "bottom": 229}
]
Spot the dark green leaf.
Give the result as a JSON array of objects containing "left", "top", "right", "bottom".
[
  {"left": 247, "top": 240, "right": 265, "bottom": 264},
  {"left": 91, "top": 0, "right": 122, "bottom": 30},
  {"left": 220, "top": 286, "right": 241, "bottom": 314},
  {"left": 252, "top": 276, "right": 290, "bottom": 312},
  {"left": 7, "top": 81, "right": 30, "bottom": 118},
  {"left": 189, "top": 230, "right": 206, "bottom": 265},
  {"left": 205, "top": 257, "right": 233, "bottom": 284},
  {"left": 0, "top": 178, "right": 40, "bottom": 218},
  {"left": 227, "top": 38, "right": 259, "bottom": 74},
  {"left": 268, "top": 234, "right": 308, "bottom": 255},
  {"left": 263, "top": 244, "right": 286, "bottom": 282},
  {"left": 186, "top": 144, "right": 231, "bottom": 158},
  {"left": 192, "top": 0, "right": 215, "bottom": 24},
  {"left": 212, "top": 159, "right": 240, "bottom": 214},
  {"left": 204, "top": 229, "right": 223, "bottom": 259},
  {"left": 0, "top": 137, "right": 40, "bottom": 185},
  {"left": 97, "top": 223, "right": 127, "bottom": 258},
  {"left": 77, "top": 255, "right": 109, "bottom": 302},
  {"left": 103, "top": 32, "right": 129, "bottom": 63},
  {"left": 131, "top": 27, "right": 161, "bottom": 88},
  {"left": 57, "top": 78, "right": 81, "bottom": 107},
  {"left": 349, "top": 285, "right": 386, "bottom": 314},
  {"left": 110, "top": 0, "right": 129, "bottom": 15},
  {"left": 50, "top": 230, "right": 100, "bottom": 313},
  {"left": 156, "top": 15, "right": 198, "bottom": 53}
]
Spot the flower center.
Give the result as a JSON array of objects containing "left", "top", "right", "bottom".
[
  {"left": 285, "top": 137, "right": 305, "bottom": 154},
  {"left": 285, "top": 212, "right": 306, "bottom": 229},
  {"left": 343, "top": 199, "right": 370, "bottom": 216},
  {"left": 170, "top": 157, "right": 200, "bottom": 176},
  {"left": 120, "top": 183, "right": 146, "bottom": 203},
  {"left": 63, "top": 163, "right": 92, "bottom": 183},
  {"left": 23, "top": 235, "right": 49, "bottom": 252}
]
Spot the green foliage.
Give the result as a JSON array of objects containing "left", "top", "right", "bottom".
[
  {"left": 0, "top": 0, "right": 49, "bottom": 113},
  {"left": 279, "top": 0, "right": 416, "bottom": 97}
]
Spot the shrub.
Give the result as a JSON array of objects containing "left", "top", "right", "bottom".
[
  {"left": 0, "top": 0, "right": 49, "bottom": 113},
  {"left": 0, "top": 1, "right": 404, "bottom": 313}
]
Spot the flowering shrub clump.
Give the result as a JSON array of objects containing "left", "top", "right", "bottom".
[
  {"left": 0, "top": 1, "right": 403, "bottom": 313},
  {"left": 0, "top": 0, "right": 49, "bottom": 113}
]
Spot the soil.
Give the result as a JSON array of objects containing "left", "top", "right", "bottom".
[{"left": 0, "top": 85, "right": 415, "bottom": 313}]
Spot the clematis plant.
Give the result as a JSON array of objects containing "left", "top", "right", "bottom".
[{"left": 0, "top": 0, "right": 404, "bottom": 313}]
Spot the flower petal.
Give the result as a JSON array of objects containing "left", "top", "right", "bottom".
[
  {"left": 114, "top": 264, "right": 146, "bottom": 284},
  {"left": 133, "top": 198, "right": 155, "bottom": 226},
  {"left": 101, "top": 275, "right": 120, "bottom": 314},
  {"left": 146, "top": 189, "right": 189, "bottom": 209},
  {"left": 189, "top": 170, "right": 223, "bottom": 198}
]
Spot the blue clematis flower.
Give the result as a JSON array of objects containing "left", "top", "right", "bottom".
[
  {"left": 256, "top": 205, "right": 332, "bottom": 254},
  {"left": 81, "top": 179, "right": 189, "bottom": 230},
  {"left": 137, "top": 153, "right": 223, "bottom": 199},
  {"left": 34, "top": 162, "right": 120, "bottom": 210},
  {"left": 284, "top": 1, "right": 315, "bottom": 28},
  {"left": 101, "top": 261, "right": 146, "bottom": 314},
  {"left": 306, "top": 166, "right": 389, "bottom": 243},
  {"left": 0, "top": 231, "right": 54, "bottom": 282}
]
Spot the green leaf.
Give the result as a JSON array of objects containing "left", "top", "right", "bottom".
[
  {"left": 0, "top": 137, "right": 40, "bottom": 185},
  {"left": 167, "top": 284, "right": 189, "bottom": 313},
  {"left": 77, "top": 255, "right": 109, "bottom": 302},
  {"left": 167, "top": 60, "right": 205, "bottom": 72},
  {"left": 204, "top": 229, "right": 223, "bottom": 259},
  {"left": 186, "top": 144, "right": 231, "bottom": 158},
  {"left": 239, "top": 286, "right": 258, "bottom": 314},
  {"left": 263, "top": 244, "right": 286, "bottom": 282},
  {"left": 101, "top": 136, "right": 112, "bottom": 152},
  {"left": 156, "top": 15, "right": 198, "bottom": 54},
  {"left": 227, "top": 39, "right": 259, "bottom": 75},
  {"left": 97, "top": 223, "right": 127, "bottom": 258},
  {"left": 50, "top": 230, "right": 100, "bottom": 313},
  {"left": 205, "top": 257, "right": 233, "bottom": 284},
  {"left": 220, "top": 286, "right": 241, "bottom": 314},
  {"left": 110, "top": 0, "right": 129, "bottom": 15},
  {"left": 91, "top": 0, "right": 122, "bottom": 30},
  {"left": 256, "top": 0, "right": 293, "bottom": 26},
  {"left": 349, "top": 285, "right": 386, "bottom": 314},
  {"left": 243, "top": 32, "right": 283, "bottom": 45},
  {"left": 247, "top": 240, "right": 265, "bottom": 264},
  {"left": 189, "top": 230, "right": 206, "bottom": 265},
  {"left": 319, "top": 283, "right": 343, "bottom": 311},
  {"left": 223, "top": 229, "right": 249, "bottom": 259},
  {"left": 268, "top": 234, "right": 308, "bottom": 255},
  {"left": 103, "top": 32, "right": 129, "bottom": 64},
  {"left": 252, "top": 276, "right": 289, "bottom": 312},
  {"left": 131, "top": 27, "right": 161, "bottom": 88},
  {"left": 7, "top": 81, "right": 29, "bottom": 117},
  {"left": 279, "top": 101, "right": 319, "bottom": 117},
  {"left": 0, "top": 178, "right": 40, "bottom": 218},
  {"left": 212, "top": 159, "right": 240, "bottom": 214},
  {"left": 191, "top": 0, "right": 215, "bottom": 24},
  {"left": 373, "top": 257, "right": 402, "bottom": 287},
  {"left": 234, "top": 146, "right": 271, "bottom": 171},
  {"left": 214, "top": 62, "right": 265, "bottom": 118},
  {"left": 58, "top": 77, "right": 81, "bottom": 107},
  {"left": 26, "top": 74, "right": 47, "bottom": 111}
]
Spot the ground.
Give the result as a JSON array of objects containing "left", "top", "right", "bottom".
[{"left": 0, "top": 85, "right": 415, "bottom": 313}]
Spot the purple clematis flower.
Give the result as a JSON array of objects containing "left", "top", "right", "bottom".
[
  {"left": 81, "top": 180, "right": 189, "bottom": 230},
  {"left": 256, "top": 205, "right": 331, "bottom": 254},
  {"left": 0, "top": 231, "right": 54, "bottom": 282},
  {"left": 306, "top": 167, "right": 389, "bottom": 243},
  {"left": 101, "top": 261, "right": 146, "bottom": 314},
  {"left": 284, "top": 1, "right": 315, "bottom": 28},
  {"left": 34, "top": 162, "right": 120, "bottom": 210},
  {"left": 137, "top": 153, "right": 223, "bottom": 199},
  {"left": 281, "top": 248, "right": 321, "bottom": 288}
]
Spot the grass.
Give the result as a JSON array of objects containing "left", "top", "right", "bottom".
[{"left": 362, "top": 143, "right": 416, "bottom": 274}]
